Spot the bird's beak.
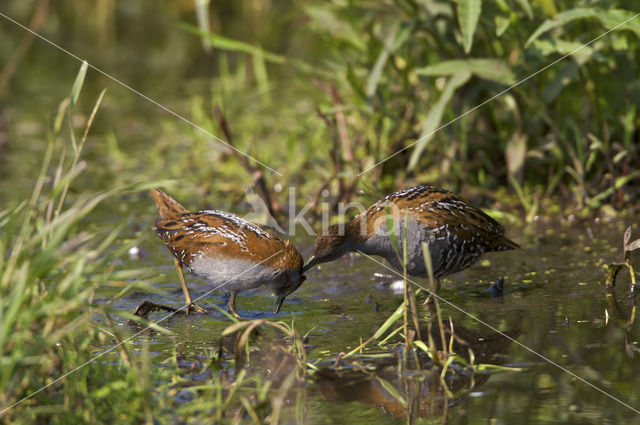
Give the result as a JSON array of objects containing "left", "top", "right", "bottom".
[
  {"left": 302, "top": 256, "right": 318, "bottom": 273},
  {"left": 273, "top": 294, "right": 287, "bottom": 315}
]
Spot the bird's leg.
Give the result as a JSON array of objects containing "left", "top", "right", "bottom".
[
  {"left": 174, "top": 257, "right": 207, "bottom": 314},
  {"left": 227, "top": 291, "right": 241, "bottom": 319},
  {"left": 424, "top": 279, "right": 441, "bottom": 305}
]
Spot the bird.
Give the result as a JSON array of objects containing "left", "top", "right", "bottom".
[
  {"left": 150, "top": 188, "right": 306, "bottom": 318},
  {"left": 303, "top": 186, "right": 519, "bottom": 293}
]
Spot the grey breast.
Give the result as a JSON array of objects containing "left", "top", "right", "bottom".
[
  {"left": 189, "top": 255, "right": 281, "bottom": 292},
  {"left": 357, "top": 216, "right": 432, "bottom": 277},
  {"left": 358, "top": 216, "right": 487, "bottom": 279}
]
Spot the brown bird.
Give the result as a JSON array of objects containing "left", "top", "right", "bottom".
[
  {"left": 304, "top": 186, "right": 519, "bottom": 292},
  {"left": 151, "top": 188, "right": 306, "bottom": 318}
]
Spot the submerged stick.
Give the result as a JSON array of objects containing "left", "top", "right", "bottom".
[{"left": 132, "top": 300, "right": 180, "bottom": 319}]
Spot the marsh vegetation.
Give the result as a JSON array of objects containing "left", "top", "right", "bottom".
[{"left": 1, "top": 1, "right": 640, "bottom": 423}]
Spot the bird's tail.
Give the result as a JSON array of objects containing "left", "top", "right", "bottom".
[
  {"left": 151, "top": 188, "right": 189, "bottom": 220},
  {"left": 488, "top": 235, "right": 520, "bottom": 251}
]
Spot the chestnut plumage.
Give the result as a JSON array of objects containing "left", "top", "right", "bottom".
[
  {"left": 151, "top": 188, "right": 305, "bottom": 318},
  {"left": 304, "top": 186, "right": 518, "bottom": 286}
]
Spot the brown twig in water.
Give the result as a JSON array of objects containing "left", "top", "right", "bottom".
[{"left": 132, "top": 300, "right": 180, "bottom": 319}]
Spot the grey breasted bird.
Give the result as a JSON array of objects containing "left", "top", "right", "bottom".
[
  {"left": 151, "top": 188, "right": 306, "bottom": 318},
  {"left": 304, "top": 186, "right": 519, "bottom": 291}
]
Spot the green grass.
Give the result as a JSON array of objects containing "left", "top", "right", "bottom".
[
  {"left": 2, "top": 1, "right": 640, "bottom": 423},
  {"left": 5, "top": 1, "right": 638, "bottom": 217},
  {"left": 0, "top": 65, "right": 309, "bottom": 425}
]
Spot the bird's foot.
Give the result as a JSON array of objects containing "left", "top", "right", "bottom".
[
  {"left": 186, "top": 303, "right": 207, "bottom": 315},
  {"left": 227, "top": 292, "right": 242, "bottom": 319},
  {"left": 423, "top": 292, "right": 437, "bottom": 305},
  {"left": 227, "top": 304, "right": 242, "bottom": 320}
]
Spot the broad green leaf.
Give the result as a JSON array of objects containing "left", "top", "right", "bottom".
[
  {"left": 526, "top": 8, "right": 597, "bottom": 47},
  {"left": 539, "top": 0, "right": 558, "bottom": 17},
  {"left": 495, "top": 15, "right": 510, "bottom": 37},
  {"left": 541, "top": 60, "right": 580, "bottom": 104},
  {"left": 416, "top": 59, "right": 515, "bottom": 85},
  {"left": 391, "top": 22, "right": 413, "bottom": 51},
  {"left": 304, "top": 6, "right": 366, "bottom": 51},
  {"left": 526, "top": 8, "right": 640, "bottom": 47},
  {"left": 457, "top": 0, "right": 482, "bottom": 53},
  {"left": 514, "top": 0, "right": 533, "bottom": 19},
  {"left": 367, "top": 22, "right": 414, "bottom": 98},
  {"left": 597, "top": 9, "right": 640, "bottom": 38},
  {"left": 530, "top": 39, "right": 594, "bottom": 63},
  {"left": 408, "top": 71, "right": 471, "bottom": 170}
]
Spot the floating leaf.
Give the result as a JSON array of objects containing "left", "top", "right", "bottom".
[
  {"left": 416, "top": 59, "right": 515, "bottom": 85},
  {"left": 408, "top": 71, "right": 471, "bottom": 170},
  {"left": 457, "top": 0, "right": 482, "bottom": 53}
]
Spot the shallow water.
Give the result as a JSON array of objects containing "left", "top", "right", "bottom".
[
  {"left": 3, "top": 3, "right": 639, "bottom": 422},
  {"left": 95, "top": 216, "right": 640, "bottom": 424}
]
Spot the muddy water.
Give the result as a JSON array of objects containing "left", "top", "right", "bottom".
[{"left": 97, "top": 218, "right": 640, "bottom": 424}]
